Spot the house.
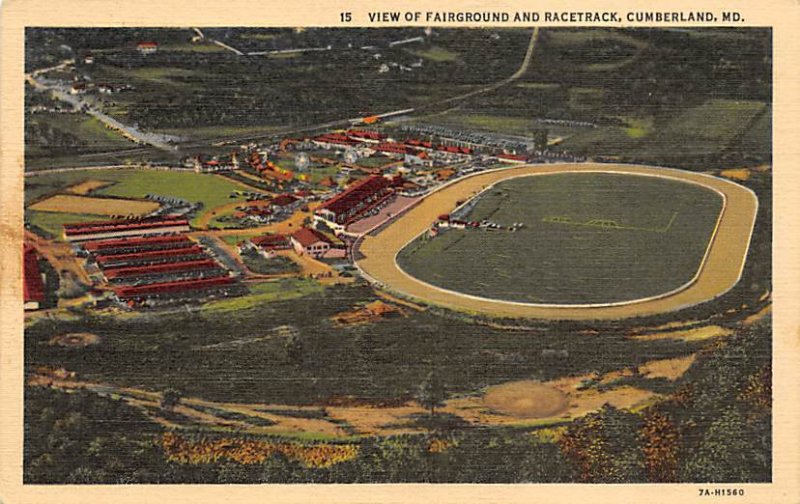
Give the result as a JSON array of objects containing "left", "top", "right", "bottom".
[
  {"left": 70, "top": 82, "right": 87, "bottom": 94},
  {"left": 97, "top": 83, "right": 115, "bottom": 94},
  {"left": 193, "top": 154, "right": 237, "bottom": 173},
  {"left": 291, "top": 227, "right": 332, "bottom": 258},
  {"left": 270, "top": 193, "right": 299, "bottom": 210},
  {"left": 23, "top": 245, "right": 45, "bottom": 311},
  {"left": 137, "top": 41, "right": 159, "bottom": 54},
  {"left": 404, "top": 150, "right": 433, "bottom": 167},
  {"left": 83, "top": 53, "right": 95, "bottom": 64}
]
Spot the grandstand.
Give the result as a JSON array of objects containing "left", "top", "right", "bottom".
[{"left": 314, "top": 175, "right": 393, "bottom": 230}]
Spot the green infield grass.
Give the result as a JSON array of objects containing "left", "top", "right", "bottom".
[{"left": 397, "top": 172, "right": 724, "bottom": 305}]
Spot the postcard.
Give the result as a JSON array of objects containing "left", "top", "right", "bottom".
[{"left": 1, "top": 0, "right": 798, "bottom": 502}]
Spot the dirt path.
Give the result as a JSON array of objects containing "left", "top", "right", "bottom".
[
  {"left": 355, "top": 163, "right": 758, "bottom": 320},
  {"left": 27, "top": 353, "right": 696, "bottom": 438},
  {"left": 25, "top": 230, "right": 93, "bottom": 287},
  {"left": 199, "top": 201, "right": 320, "bottom": 236},
  {"left": 194, "top": 200, "right": 248, "bottom": 230}
]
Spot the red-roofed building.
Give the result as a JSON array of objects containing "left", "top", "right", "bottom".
[
  {"left": 290, "top": 228, "right": 332, "bottom": 258},
  {"left": 70, "top": 82, "right": 87, "bottom": 95},
  {"left": 137, "top": 41, "right": 158, "bottom": 54},
  {"left": 437, "top": 145, "right": 472, "bottom": 156},
  {"left": 63, "top": 216, "right": 190, "bottom": 242},
  {"left": 83, "top": 234, "right": 192, "bottom": 253},
  {"left": 374, "top": 142, "right": 412, "bottom": 157},
  {"left": 114, "top": 276, "right": 235, "bottom": 300},
  {"left": 104, "top": 259, "right": 219, "bottom": 281},
  {"left": 346, "top": 129, "right": 385, "bottom": 143},
  {"left": 405, "top": 150, "right": 433, "bottom": 167},
  {"left": 250, "top": 234, "right": 291, "bottom": 251},
  {"left": 496, "top": 153, "right": 529, "bottom": 163},
  {"left": 313, "top": 133, "right": 357, "bottom": 149},
  {"left": 96, "top": 246, "right": 205, "bottom": 268},
  {"left": 314, "top": 175, "right": 392, "bottom": 229},
  {"left": 405, "top": 138, "right": 433, "bottom": 150},
  {"left": 270, "top": 193, "right": 299, "bottom": 208},
  {"left": 24, "top": 245, "right": 45, "bottom": 311}
]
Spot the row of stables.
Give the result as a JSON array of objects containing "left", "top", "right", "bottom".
[
  {"left": 68, "top": 218, "right": 241, "bottom": 307},
  {"left": 63, "top": 215, "right": 191, "bottom": 242}
]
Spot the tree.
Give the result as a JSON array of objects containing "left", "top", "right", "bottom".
[
  {"left": 285, "top": 333, "right": 305, "bottom": 364},
  {"left": 161, "top": 388, "right": 182, "bottom": 412},
  {"left": 640, "top": 410, "right": 680, "bottom": 482},
  {"left": 559, "top": 403, "right": 645, "bottom": 483},
  {"left": 681, "top": 406, "right": 768, "bottom": 482},
  {"left": 416, "top": 371, "right": 446, "bottom": 416},
  {"left": 533, "top": 128, "right": 549, "bottom": 152}
]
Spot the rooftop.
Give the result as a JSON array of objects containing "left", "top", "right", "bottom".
[{"left": 292, "top": 227, "right": 331, "bottom": 248}]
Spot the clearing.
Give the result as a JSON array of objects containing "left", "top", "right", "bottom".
[{"left": 29, "top": 194, "right": 159, "bottom": 217}]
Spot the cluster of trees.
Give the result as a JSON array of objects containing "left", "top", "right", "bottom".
[
  {"left": 239, "top": 250, "right": 300, "bottom": 276},
  {"left": 24, "top": 387, "right": 164, "bottom": 483},
  {"left": 24, "top": 317, "right": 770, "bottom": 484},
  {"left": 25, "top": 118, "right": 90, "bottom": 156},
  {"left": 558, "top": 318, "right": 771, "bottom": 483}
]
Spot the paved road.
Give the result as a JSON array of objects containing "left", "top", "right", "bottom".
[
  {"left": 26, "top": 63, "right": 179, "bottom": 151},
  {"left": 425, "top": 27, "right": 539, "bottom": 110},
  {"left": 24, "top": 165, "right": 195, "bottom": 176},
  {"left": 355, "top": 163, "right": 758, "bottom": 321}
]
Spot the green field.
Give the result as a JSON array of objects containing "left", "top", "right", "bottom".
[
  {"left": 631, "top": 99, "right": 767, "bottom": 158},
  {"left": 397, "top": 173, "right": 724, "bottom": 305},
  {"left": 410, "top": 45, "right": 459, "bottom": 62},
  {"left": 25, "top": 112, "right": 137, "bottom": 161},
  {"left": 25, "top": 168, "right": 252, "bottom": 231}
]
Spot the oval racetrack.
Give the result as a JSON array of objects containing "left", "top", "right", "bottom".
[{"left": 354, "top": 163, "right": 758, "bottom": 320}]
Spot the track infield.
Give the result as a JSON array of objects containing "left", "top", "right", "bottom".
[{"left": 355, "top": 163, "right": 758, "bottom": 320}]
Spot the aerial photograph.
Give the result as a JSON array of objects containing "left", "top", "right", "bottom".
[{"left": 22, "top": 27, "right": 771, "bottom": 484}]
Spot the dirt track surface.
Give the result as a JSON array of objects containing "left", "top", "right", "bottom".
[
  {"left": 355, "top": 163, "right": 758, "bottom": 320},
  {"left": 482, "top": 381, "right": 569, "bottom": 418}
]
